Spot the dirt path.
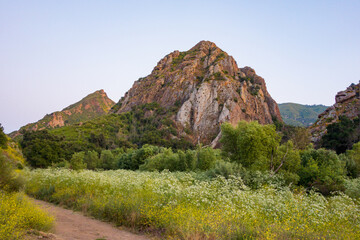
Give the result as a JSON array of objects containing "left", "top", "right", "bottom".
[{"left": 31, "top": 199, "right": 150, "bottom": 240}]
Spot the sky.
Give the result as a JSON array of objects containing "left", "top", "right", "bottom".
[{"left": 1, "top": 0, "right": 359, "bottom": 133}]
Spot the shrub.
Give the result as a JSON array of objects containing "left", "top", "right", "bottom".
[
  {"left": 70, "top": 152, "right": 87, "bottom": 170},
  {"left": 299, "top": 148, "right": 346, "bottom": 195},
  {"left": 0, "top": 154, "right": 25, "bottom": 192},
  {"left": 344, "top": 178, "right": 360, "bottom": 199},
  {"left": 0, "top": 191, "right": 54, "bottom": 239}
]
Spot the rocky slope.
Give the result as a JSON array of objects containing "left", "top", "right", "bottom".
[
  {"left": 11, "top": 90, "right": 115, "bottom": 137},
  {"left": 279, "top": 103, "right": 328, "bottom": 127},
  {"left": 310, "top": 82, "right": 360, "bottom": 143},
  {"left": 111, "top": 41, "right": 282, "bottom": 145}
]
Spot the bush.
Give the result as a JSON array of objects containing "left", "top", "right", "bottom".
[
  {"left": 100, "top": 150, "right": 116, "bottom": 170},
  {"left": 0, "top": 154, "right": 25, "bottom": 192},
  {"left": 140, "top": 146, "right": 220, "bottom": 172},
  {"left": 0, "top": 123, "right": 8, "bottom": 149},
  {"left": 0, "top": 191, "right": 54, "bottom": 239},
  {"left": 299, "top": 148, "right": 346, "bottom": 195},
  {"left": 70, "top": 152, "right": 87, "bottom": 170},
  {"left": 84, "top": 150, "right": 101, "bottom": 170},
  {"left": 205, "top": 160, "right": 242, "bottom": 179},
  {"left": 344, "top": 178, "right": 360, "bottom": 199},
  {"left": 344, "top": 142, "right": 360, "bottom": 178}
]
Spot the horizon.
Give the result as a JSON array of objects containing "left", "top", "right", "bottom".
[{"left": 1, "top": 1, "right": 360, "bottom": 133}]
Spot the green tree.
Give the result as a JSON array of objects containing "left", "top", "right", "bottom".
[
  {"left": 100, "top": 150, "right": 116, "bottom": 170},
  {"left": 196, "top": 146, "right": 218, "bottom": 171},
  {"left": 70, "top": 152, "right": 87, "bottom": 170},
  {"left": 344, "top": 142, "right": 360, "bottom": 178},
  {"left": 21, "top": 130, "right": 66, "bottom": 168},
  {"left": 0, "top": 124, "right": 8, "bottom": 149},
  {"left": 84, "top": 150, "right": 101, "bottom": 170},
  {"left": 321, "top": 116, "right": 360, "bottom": 154},
  {"left": 299, "top": 148, "right": 346, "bottom": 195},
  {"left": 220, "top": 121, "right": 280, "bottom": 169}
]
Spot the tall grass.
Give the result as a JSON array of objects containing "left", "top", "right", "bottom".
[
  {"left": 0, "top": 191, "right": 54, "bottom": 240},
  {"left": 26, "top": 169, "right": 360, "bottom": 239}
]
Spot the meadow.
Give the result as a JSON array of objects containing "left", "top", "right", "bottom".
[{"left": 25, "top": 168, "right": 360, "bottom": 240}]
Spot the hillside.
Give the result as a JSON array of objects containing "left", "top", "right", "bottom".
[
  {"left": 10, "top": 90, "right": 115, "bottom": 138},
  {"left": 112, "top": 40, "right": 282, "bottom": 146},
  {"left": 310, "top": 82, "right": 360, "bottom": 144},
  {"left": 278, "top": 103, "right": 328, "bottom": 127}
]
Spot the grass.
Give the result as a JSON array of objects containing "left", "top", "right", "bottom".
[
  {"left": 0, "top": 190, "right": 54, "bottom": 240},
  {"left": 25, "top": 168, "right": 360, "bottom": 239}
]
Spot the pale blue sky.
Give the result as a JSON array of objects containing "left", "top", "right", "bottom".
[{"left": 1, "top": 0, "right": 359, "bottom": 133}]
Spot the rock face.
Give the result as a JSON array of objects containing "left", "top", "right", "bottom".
[
  {"left": 112, "top": 41, "right": 282, "bottom": 145},
  {"left": 310, "top": 82, "right": 360, "bottom": 143},
  {"left": 11, "top": 90, "right": 115, "bottom": 137}
]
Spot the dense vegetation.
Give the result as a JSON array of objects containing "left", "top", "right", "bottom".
[
  {"left": 0, "top": 125, "right": 53, "bottom": 239},
  {"left": 321, "top": 115, "right": 360, "bottom": 154},
  {"left": 20, "top": 103, "right": 193, "bottom": 168},
  {"left": 278, "top": 103, "right": 328, "bottom": 127},
  {"left": 5, "top": 112, "right": 360, "bottom": 239},
  {"left": 26, "top": 169, "right": 360, "bottom": 239}
]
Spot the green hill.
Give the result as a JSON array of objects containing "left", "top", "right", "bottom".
[{"left": 279, "top": 103, "right": 328, "bottom": 127}]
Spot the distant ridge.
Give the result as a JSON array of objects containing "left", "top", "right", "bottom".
[
  {"left": 10, "top": 90, "right": 115, "bottom": 138},
  {"left": 278, "top": 103, "right": 328, "bottom": 127}
]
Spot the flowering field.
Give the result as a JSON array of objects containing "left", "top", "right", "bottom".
[
  {"left": 0, "top": 191, "right": 54, "bottom": 240},
  {"left": 26, "top": 169, "right": 360, "bottom": 239}
]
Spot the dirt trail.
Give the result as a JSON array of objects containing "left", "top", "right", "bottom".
[{"left": 31, "top": 199, "right": 150, "bottom": 240}]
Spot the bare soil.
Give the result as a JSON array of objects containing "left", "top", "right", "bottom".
[{"left": 30, "top": 199, "right": 150, "bottom": 240}]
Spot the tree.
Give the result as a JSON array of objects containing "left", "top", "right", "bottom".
[
  {"left": 344, "top": 142, "right": 360, "bottom": 178},
  {"left": 21, "top": 130, "right": 66, "bottom": 168},
  {"left": 220, "top": 121, "right": 280, "bottom": 169},
  {"left": 70, "top": 152, "right": 87, "bottom": 170},
  {"left": 100, "top": 150, "right": 116, "bottom": 170},
  {"left": 299, "top": 148, "right": 346, "bottom": 195},
  {"left": 0, "top": 123, "right": 8, "bottom": 149},
  {"left": 84, "top": 150, "right": 101, "bottom": 170},
  {"left": 321, "top": 116, "right": 360, "bottom": 154}
]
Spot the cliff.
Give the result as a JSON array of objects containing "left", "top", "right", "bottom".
[
  {"left": 111, "top": 41, "right": 282, "bottom": 145},
  {"left": 310, "top": 82, "right": 360, "bottom": 143}
]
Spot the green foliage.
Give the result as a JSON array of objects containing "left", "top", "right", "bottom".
[
  {"left": 0, "top": 123, "right": 7, "bottom": 149},
  {"left": 344, "top": 178, "right": 360, "bottom": 199},
  {"left": 21, "top": 130, "right": 69, "bottom": 168},
  {"left": 248, "top": 85, "right": 260, "bottom": 96},
  {"left": 172, "top": 51, "right": 187, "bottom": 66},
  {"left": 299, "top": 148, "right": 346, "bottom": 195},
  {"left": 0, "top": 191, "right": 54, "bottom": 239},
  {"left": 0, "top": 154, "right": 25, "bottom": 192},
  {"left": 321, "top": 116, "right": 360, "bottom": 154},
  {"left": 278, "top": 103, "right": 328, "bottom": 127},
  {"left": 140, "top": 146, "right": 219, "bottom": 172},
  {"left": 220, "top": 121, "right": 301, "bottom": 185},
  {"left": 277, "top": 124, "right": 311, "bottom": 150},
  {"left": 70, "top": 152, "right": 87, "bottom": 170},
  {"left": 213, "top": 72, "right": 225, "bottom": 80},
  {"left": 100, "top": 150, "right": 116, "bottom": 170},
  {"left": 221, "top": 121, "right": 280, "bottom": 169},
  {"left": 118, "top": 144, "right": 162, "bottom": 170},
  {"left": 344, "top": 142, "right": 360, "bottom": 178},
  {"left": 205, "top": 160, "right": 242, "bottom": 179},
  {"left": 84, "top": 150, "right": 101, "bottom": 170}
]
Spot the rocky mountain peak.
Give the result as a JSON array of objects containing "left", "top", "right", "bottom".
[
  {"left": 111, "top": 41, "right": 282, "bottom": 145},
  {"left": 10, "top": 90, "right": 115, "bottom": 138}
]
